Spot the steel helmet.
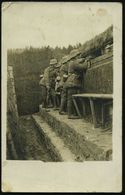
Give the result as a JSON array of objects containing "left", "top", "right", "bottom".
[
  {"left": 50, "top": 59, "right": 58, "bottom": 65},
  {"left": 68, "top": 49, "right": 81, "bottom": 60}
]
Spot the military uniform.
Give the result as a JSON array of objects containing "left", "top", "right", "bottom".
[
  {"left": 59, "top": 77, "right": 68, "bottom": 114},
  {"left": 59, "top": 58, "right": 69, "bottom": 114},
  {"left": 44, "top": 59, "right": 58, "bottom": 108},
  {"left": 39, "top": 77, "right": 47, "bottom": 108},
  {"left": 65, "top": 58, "right": 88, "bottom": 118},
  {"left": 59, "top": 63, "right": 68, "bottom": 78},
  {"left": 55, "top": 76, "right": 61, "bottom": 108}
]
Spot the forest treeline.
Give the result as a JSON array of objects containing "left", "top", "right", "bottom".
[{"left": 7, "top": 43, "right": 82, "bottom": 78}]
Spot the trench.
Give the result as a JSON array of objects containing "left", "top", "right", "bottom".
[
  {"left": 7, "top": 115, "right": 58, "bottom": 161},
  {"left": 7, "top": 45, "right": 113, "bottom": 161}
]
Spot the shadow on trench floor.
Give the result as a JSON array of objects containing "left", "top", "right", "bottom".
[{"left": 8, "top": 115, "right": 56, "bottom": 161}]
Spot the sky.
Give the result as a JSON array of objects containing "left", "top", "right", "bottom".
[{"left": 2, "top": 2, "right": 113, "bottom": 49}]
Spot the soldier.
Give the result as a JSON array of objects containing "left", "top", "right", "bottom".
[
  {"left": 59, "top": 74, "right": 68, "bottom": 115},
  {"left": 65, "top": 49, "right": 90, "bottom": 119},
  {"left": 58, "top": 56, "right": 69, "bottom": 115},
  {"left": 44, "top": 58, "right": 59, "bottom": 110},
  {"left": 55, "top": 76, "right": 61, "bottom": 108},
  {"left": 39, "top": 74, "right": 47, "bottom": 109},
  {"left": 59, "top": 56, "right": 69, "bottom": 78}
]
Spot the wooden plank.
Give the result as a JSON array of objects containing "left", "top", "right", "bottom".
[
  {"left": 88, "top": 61, "right": 113, "bottom": 71},
  {"left": 89, "top": 98, "right": 98, "bottom": 128},
  {"left": 73, "top": 93, "right": 113, "bottom": 99},
  {"left": 72, "top": 98, "right": 82, "bottom": 118},
  {"left": 91, "top": 52, "right": 113, "bottom": 65},
  {"left": 103, "top": 101, "right": 113, "bottom": 106},
  {"left": 90, "top": 58, "right": 113, "bottom": 68}
]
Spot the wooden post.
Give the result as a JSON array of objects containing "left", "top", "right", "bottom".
[
  {"left": 72, "top": 97, "right": 82, "bottom": 118},
  {"left": 101, "top": 103, "right": 105, "bottom": 128},
  {"left": 89, "top": 98, "right": 98, "bottom": 128},
  {"left": 79, "top": 97, "right": 86, "bottom": 117}
]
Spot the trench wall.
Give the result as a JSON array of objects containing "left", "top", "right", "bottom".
[
  {"left": 7, "top": 66, "right": 19, "bottom": 124},
  {"left": 7, "top": 66, "right": 22, "bottom": 159},
  {"left": 84, "top": 52, "right": 113, "bottom": 94}
]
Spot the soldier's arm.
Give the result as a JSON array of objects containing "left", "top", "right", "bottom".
[
  {"left": 73, "top": 59, "right": 88, "bottom": 71},
  {"left": 79, "top": 60, "right": 89, "bottom": 70}
]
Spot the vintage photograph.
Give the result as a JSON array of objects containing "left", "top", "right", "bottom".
[
  {"left": 2, "top": 1, "right": 122, "bottom": 192},
  {"left": 6, "top": 2, "right": 113, "bottom": 161}
]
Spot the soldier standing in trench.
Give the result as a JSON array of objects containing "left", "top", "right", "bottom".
[
  {"left": 55, "top": 75, "right": 61, "bottom": 108},
  {"left": 64, "top": 49, "right": 90, "bottom": 119},
  {"left": 44, "top": 58, "right": 60, "bottom": 110},
  {"left": 58, "top": 56, "right": 69, "bottom": 115},
  {"left": 59, "top": 74, "right": 68, "bottom": 115}
]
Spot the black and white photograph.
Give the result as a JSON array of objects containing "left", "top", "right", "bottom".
[{"left": 2, "top": 2, "right": 122, "bottom": 192}]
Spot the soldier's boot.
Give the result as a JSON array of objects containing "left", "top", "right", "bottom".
[
  {"left": 67, "top": 98, "right": 73, "bottom": 117},
  {"left": 56, "top": 95, "right": 60, "bottom": 109},
  {"left": 59, "top": 96, "right": 67, "bottom": 114},
  {"left": 42, "top": 99, "right": 47, "bottom": 108},
  {"left": 59, "top": 111, "right": 67, "bottom": 115},
  {"left": 52, "top": 96, "right": 58, "bottom": 110},
  {"left": 68, "top": 115, "right": 80, "bottom": 119}
]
